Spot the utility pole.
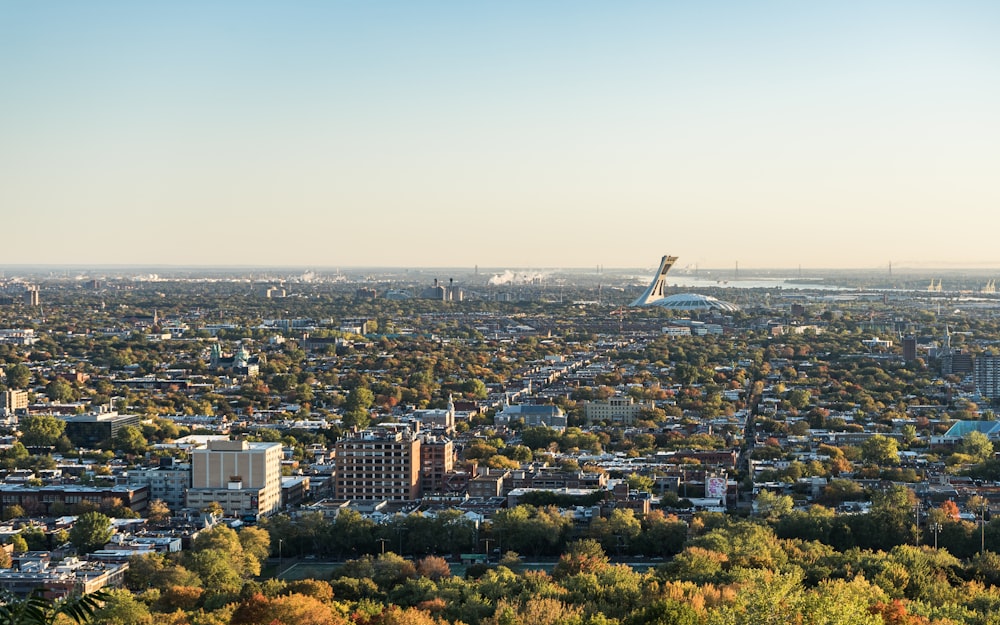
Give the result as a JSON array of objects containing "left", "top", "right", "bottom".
[{"left": 930, "top": 523, "right": 942, "bottom": 550}]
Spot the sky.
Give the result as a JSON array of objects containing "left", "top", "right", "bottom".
[{"left": 2, "top": 1, "right": 999, "bottom": 270}]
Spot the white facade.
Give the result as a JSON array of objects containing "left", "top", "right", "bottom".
[{"left": 584, "top": 395, "right": 653, "bottom": 425}]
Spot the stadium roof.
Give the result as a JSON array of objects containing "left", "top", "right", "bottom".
[{"left": 646, "top": 293, "right": 739, "bottom": 312}]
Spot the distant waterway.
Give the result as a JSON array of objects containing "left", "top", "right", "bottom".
[{"left": 661, "top": 275, "right": 849, "bottom": 291}]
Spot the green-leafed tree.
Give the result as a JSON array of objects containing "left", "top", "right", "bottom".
[
  {"left": 19, "top": 415, "right": 67, "bottom": 448},
  {"left": 88, "top": 588, "right": 153, "bottom": 625},
  {"left": 238, "top": 526, "right": 271, "bottom": 567},
  {"left": 755, "top": 490, "right": 794, "bottom": 521},
  {"left": 861, "top": 434, "right": 900, "bottom": 465},
  {"left": 45, "top": 378, "right": 75, "bottom": 403},
  {"left": 111, "top": 425, "right": 148, "bottom": 455},
  {"left": 69, "top": 511, "right": 113, "bottom": 555},
  {"left": 959, "top": 430, "right": 994, "bottom": 463},
  {"left": 5, "top": 364, "right": 31, "bottom": 389},
  {"left": 184, "top": 549, "right": 242, "bottom": 595}
]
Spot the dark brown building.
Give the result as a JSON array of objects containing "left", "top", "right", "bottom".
[
  {"left": 0, "top": 484, "right": 148, "bottom": 517},
  {"left": 418, "top": 435, "right": 455, "bottom": 496}
]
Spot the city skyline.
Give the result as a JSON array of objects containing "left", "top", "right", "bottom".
[{"left": 2, "top": 2, "right": 998, "bottom": 269}]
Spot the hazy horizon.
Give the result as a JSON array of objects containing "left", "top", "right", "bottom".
[
  {"left": 3, "top": 2, "right": 998, "bottom": 268},
  {"left": 3, "top": 262, "right": 1000, "bottom": 275}
]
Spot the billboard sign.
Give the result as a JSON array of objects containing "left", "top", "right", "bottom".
[{"left": 706, "top": 477, "right": 727, "bottom": 500}]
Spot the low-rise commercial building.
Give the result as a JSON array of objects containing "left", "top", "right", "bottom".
[
  {"left": 64, "top": 413, "right": 142, "bottom": 448},
  {"left": 0, "top": 484, "right": 148, "bottom": 517}
]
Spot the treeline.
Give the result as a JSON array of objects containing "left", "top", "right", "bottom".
[
  {"left": 113, "top": 517, "right": 1000, "bottom": 625},
  {"left": 264, "top": 485, "right": 1000, "bottom": 565},
  {"left": 262, "top": 507, "right": 688, "bottom": 560}
]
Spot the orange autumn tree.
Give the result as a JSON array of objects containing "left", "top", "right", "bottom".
[{"left": 940, "top": 500, "right": 960, "bottom": 521}]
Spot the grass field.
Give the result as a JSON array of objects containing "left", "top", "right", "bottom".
[{"left": 278, "top": 562, "right": 342, "bottom": 580}]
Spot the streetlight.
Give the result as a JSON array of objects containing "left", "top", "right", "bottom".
[
  {"left": 378, "top": 537, "right": 388, "bottom": 554},
  {"left": 930, "top": 523, "right": 942, "bottom": 550},
  {"left": 396, "top": 526, "right": 407, "bottom": 556},
  {"left": 278, "top": 538, "right": 284, "bottom": 574},
  {"left": 981, "top": 500, "right": 991, "bottom": 554}
]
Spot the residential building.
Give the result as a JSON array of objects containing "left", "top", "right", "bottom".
[
  {"left": 976, "top": 355, "right": 1000, "bottom": 400},
  {"left": 1, "top": 390, "right": 28, "bottom": 419},
  {"left": 418, "top": 435, "right": 454, "bottom": 496},
  {"left": 509, "top": 467, "right": 608, "bottom": 492},
  {"left": 23, "top": 288, "right": 39, "bottom": 307},
  {"left": 127, "top": 458, "right": 191, "bottom": 511},
  {"left": 944, "top": 352, "right": 974, "bottom": 376},
  {"left": 0, "top": 330, "right": 37, "bottom": 346},
  {"left": 335, "top": 425, "right": 420, "bottom": 501},
  {"left": 672, "top": 449, "right": 740, "bottom": 469},
  {"left": 0, "top": 558, "right": 126, "bottom": 599},
  {"left": 409, "top": 396, "right": 456, "bottom": 433},
  {"left": 281, "top": 475, "right": 310, "bottom": 508},
  {"left": 467, "top": 468, "right": 508, "bottom": 498}
]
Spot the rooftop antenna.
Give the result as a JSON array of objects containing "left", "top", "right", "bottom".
[{"left": 735, "top": 261, "right": 739, "bottom": 279}]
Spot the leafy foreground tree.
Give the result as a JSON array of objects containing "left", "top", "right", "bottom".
[
  {"left": 0, "top": 589, "right": 107, "bottom": 625},
  {"left": 69, "top": 512, "right": 113, "bottom": 555}
]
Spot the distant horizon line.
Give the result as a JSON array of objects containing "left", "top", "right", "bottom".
[{"left": 3, "top": 263, "right": 1000, "bottom": 273}]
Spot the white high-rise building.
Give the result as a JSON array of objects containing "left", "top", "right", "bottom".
[{"left": 975, "top": 356, "right": 1000, "bottom": 400}]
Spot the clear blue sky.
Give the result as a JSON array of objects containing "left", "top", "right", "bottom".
[{"left": 2, "top": 1, "right": 998, "bottom": 269}]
